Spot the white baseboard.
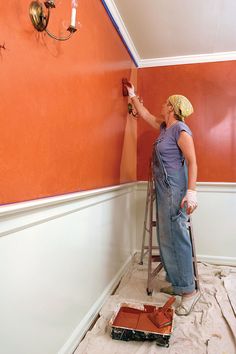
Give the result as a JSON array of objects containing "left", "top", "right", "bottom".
[
  {"left": 58, "top": 254, "right": 133, "bottom": 354},
  {"left": 134, "top": 250, "right": 236, "bottom": 268},
  {"left": 197, "top": 255, "right": 236, "bottom": 267}
]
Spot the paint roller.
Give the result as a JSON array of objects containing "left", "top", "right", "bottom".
[{"left": 148, "top": 296, "right": 176, "bottom": 328}]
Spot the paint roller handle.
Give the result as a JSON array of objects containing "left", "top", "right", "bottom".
[{"left": 160, "top": 296, "right": 176, "bottom": 313}]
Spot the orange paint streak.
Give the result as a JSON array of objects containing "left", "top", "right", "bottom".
[{"left": 120, "top": 69, "right": 137, "bottom": 183}]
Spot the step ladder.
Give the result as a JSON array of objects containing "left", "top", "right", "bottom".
[{"left": 139, "top": 160, "right": 200, "bottom": 296}]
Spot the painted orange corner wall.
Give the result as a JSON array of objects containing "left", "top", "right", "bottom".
[
  {"left": 2, "top": 3, "right": 235, "bottom": 205},
  {"left": 138, "top": 62, "right": 236, "bottom": 182},
  {"left": 0, "top": 1, "right": 137, "bottom": 204}
]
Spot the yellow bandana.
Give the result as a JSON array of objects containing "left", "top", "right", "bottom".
[{"left": 168, "top": 95, "right": 194, "bottom": 120}]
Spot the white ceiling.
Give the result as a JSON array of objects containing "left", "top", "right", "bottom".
[{"left": 108, "top": 0, "right": 236, "bottom": 66}]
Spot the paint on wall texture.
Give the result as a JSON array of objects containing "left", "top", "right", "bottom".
[
  {"left": 0, "top": 0, "right": 137, "bottom": 204},
  {"left": 138, "top": 61, "right": 236, "bottom": 182}
]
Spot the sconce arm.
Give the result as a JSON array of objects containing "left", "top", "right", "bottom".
[{"left": 45, "top": 26, "right": 76, "bottom": 41}]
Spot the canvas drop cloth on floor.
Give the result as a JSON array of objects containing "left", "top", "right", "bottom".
[{"left": 75, "top": 257, "right": 236, "bottom": 354}]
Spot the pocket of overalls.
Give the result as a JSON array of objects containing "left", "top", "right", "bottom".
[
  {"left": 171, "top": 208, "right": 188, "bottom": 223},
  {"left": 169, "top": 185, "right": 182, "bottom": 215},
  {"left": 171, "top": 209, "right": 183, "bottom": 221}
]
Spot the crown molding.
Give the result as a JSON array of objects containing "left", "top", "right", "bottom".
[
  {"left": 139, "top": 51, "right": 236, "bottom": 68},
  {"left": 101, "top": 0, "right": 141, "bottom": 67},
  {"left": 102, "top": 2, "right": 236, "bottom": 68}
]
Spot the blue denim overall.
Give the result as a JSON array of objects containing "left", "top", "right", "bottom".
[{"left": 153, "top": 143, "right": 195, "bottom": 295}]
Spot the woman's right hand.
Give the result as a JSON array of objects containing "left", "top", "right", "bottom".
[
  {"left": 125, "top": 81, "right": 136, "bottom": 98},
  {"left": 124, "top": 81, "right": 160, "bottom": 129}
]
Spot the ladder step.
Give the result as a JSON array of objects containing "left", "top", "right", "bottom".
[
  {"left": 151, "top": 255, "right": 161, "bottom": 262},
  {"left": 143, "top": 246, "right": 159, "bottom": 250}
]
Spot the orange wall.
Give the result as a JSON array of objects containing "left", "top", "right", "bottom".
[
  {"left": 138, "top": 61, "right": 236, "bottom": 182},
  {"left": 0, "top": 0, "right": 137, "bottom": 204}
]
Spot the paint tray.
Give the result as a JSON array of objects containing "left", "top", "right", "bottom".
[{"left": 109, "top": 299, "right": 174, "bottom": 348}]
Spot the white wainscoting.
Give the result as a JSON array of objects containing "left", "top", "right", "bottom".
[
  {"left": 0, "top": 184, "right": 136, "bottom": 354},
  {"left": 1, "top": 181, "right": 235, "bottom": 354},
  {"left": 136, "top": 182, "right": 236, "bottom": 266}
]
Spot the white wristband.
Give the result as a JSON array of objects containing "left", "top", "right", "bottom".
[{"left": 127, "top": 85, "right": 136, "bottom": 98}]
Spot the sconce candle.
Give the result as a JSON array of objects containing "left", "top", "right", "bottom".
[{"left": 71, "top": 0, "right": 78, "bottom": 28}]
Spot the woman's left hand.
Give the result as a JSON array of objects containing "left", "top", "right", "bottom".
[{"left": 181, "top": 189, "right": 198, "bottom": 214}]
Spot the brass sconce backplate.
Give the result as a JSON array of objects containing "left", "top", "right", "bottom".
[{"left": 29, "top": 1, "right": 48, "bottom": 32}]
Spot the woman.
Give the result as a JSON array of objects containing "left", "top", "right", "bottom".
[{"left": 126, "top": 83, "right": 200, "bottom": 316}]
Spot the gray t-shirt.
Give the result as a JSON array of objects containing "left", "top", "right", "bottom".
[{"left": 156, "top": 121, "right": 192, "bottom": 172}]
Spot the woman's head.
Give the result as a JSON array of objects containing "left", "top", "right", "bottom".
[{"left": 168, "top": 95, "right": 194, "bottom": 121}]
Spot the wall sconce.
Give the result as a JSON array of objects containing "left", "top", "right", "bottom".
[{"left": 29, "top": 0, "right": 78, "bottom": 41}]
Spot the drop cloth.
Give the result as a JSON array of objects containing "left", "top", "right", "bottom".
[{"left": 75, "top": 258, "right": 236, "bottom": 354}]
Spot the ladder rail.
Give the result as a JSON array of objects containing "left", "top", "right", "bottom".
[
  {"left": 188, "top": 217, "right": 200, "bottom": 291},
  {"left": 139, "top": 177, "right": 152, "bottom": 265},
  {"left": 147, "top": 175, "right": 154, "bottom": 291},
  {"left": 139, "top": 161, "right": 155, "bottom": 264}
]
